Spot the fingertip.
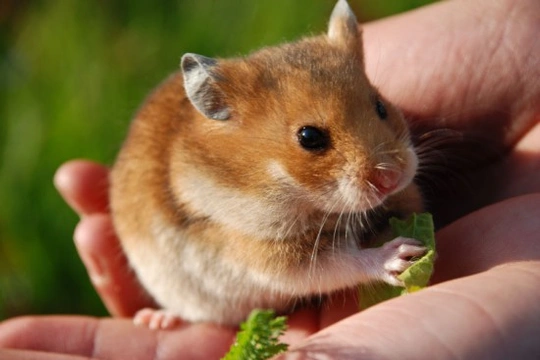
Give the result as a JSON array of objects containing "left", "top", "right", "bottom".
[
  {"left": 54, "top": 160, "right": 103, "bottom": 195},
  {"left": 74, "top": 214, "right": 118, "bottom": 255},
  {"left": 54, "top": 159, "right": 110, "bottom": 216},
  {"left": 0, "top": 317, "right": 29, "bottom": 347}
]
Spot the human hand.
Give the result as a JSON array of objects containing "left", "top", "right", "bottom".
[
  {"left": 1, "top": 0, "right": 539, "bottom": 358},
  {"left": 362, "top": 0, "right": 540, "bottom": 224}
]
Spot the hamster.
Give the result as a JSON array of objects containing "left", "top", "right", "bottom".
[{"left": 110, "top": 0, "right": 425, "bottom": 328}]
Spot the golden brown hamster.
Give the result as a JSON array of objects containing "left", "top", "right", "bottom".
[{"left": 110, "top": 0, "right": 425, "bottom": 328}]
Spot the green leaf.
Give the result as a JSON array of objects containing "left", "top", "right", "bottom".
[
  {"left": 359, "top": 213, "right": 436, "bottom": 309},
  {"left": 222, "top": 309, "right": 289, "bottom": 360},
  {"left": 391, "top": 213, "right": 436, "bottom": 293}
]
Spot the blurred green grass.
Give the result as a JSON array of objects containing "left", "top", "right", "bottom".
[{"left": 0, "top": 0, "right": 436, "bottom": 319}]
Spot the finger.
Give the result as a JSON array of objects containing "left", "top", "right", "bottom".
[
  {"left": 74, "top": 214, "right": 156, "bottom": 317},
  {"left": 0, "top": 349, "right": 90, "bottom": 360},
  {"left": 282, "top": 308, "right": 319, "bottom": 346},
  {"left": 54, "top": 160, "right": 110, "bottom": 216},
  {"left": 433, "top": 193, "right": 540, "bottom": 283},
  {"left": 318, "top": 289, "right": 359, "bottom": 328},
  {"left": 282, "top": 289, "right": 361, "bottom": 346},
  {"left": 479, "top": 122, "right": 540, "bottom": 203},
  {"left": 0, "top": 316, "right": 236, "bottom": 360},
  {"left": 0, "top": 316, "right": 101, "bottom": 357},
  {"left": 279, "top": 261, "right": 540, "bottom": 359}
]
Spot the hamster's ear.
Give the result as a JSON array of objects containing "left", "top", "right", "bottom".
[
  {"left": 181, "top": 53, "right": 230, "bottom": 121},
  {"left": 327, "top": 0, "right": 361, "bottom": 53}
]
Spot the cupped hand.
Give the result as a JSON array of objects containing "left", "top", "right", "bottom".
[
  {"left": 1, "top": 0, "right": 539, "bottom": 358},
  {"left": 0, "top": 315, "right": 236, "bottom": 360}
]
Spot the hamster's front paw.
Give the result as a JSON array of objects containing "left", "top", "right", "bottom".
[
  {"left": 379, "top": 236, "right": 426, "bottom": 287},
  {"left": 133, "top": 308, "right": 183, "bottom": 330}
]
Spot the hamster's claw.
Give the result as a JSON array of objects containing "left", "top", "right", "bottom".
[
  {"left": 381, "top": 236, "right": 426, "bottom": 287},
  {"left": 133, "top": 308, "right": 183, "bottom": 330}
]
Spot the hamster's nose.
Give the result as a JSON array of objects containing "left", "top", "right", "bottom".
[{"left": 370, "top": 168, "right": 402, "bottom": 195}]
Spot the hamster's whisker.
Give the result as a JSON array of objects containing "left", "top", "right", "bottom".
[
  {"left": 371, "top": 141, "right": 387, "bottom": 155},
  {"left": 374, "top": 162, "right": 400, "bottom": 171},
  {"left": 365, "top": 180, "right": 382, "bottom": 198},
  {"left": 362, "top": 191, "right": 382, "bottom": 235},
  {"left": 338, "top": 188, "right": 357, "bottom": 249},
  {"left": 351, "top": 211, "right": 360, "bottom": 237},
  {"left": 373, "top": 139, "right": 399, "bottom": 154},
  {"left": 400, "top": 125, "right": 411, "bottom": 144},
  {"left": 342, "top": 210, "right": 350, "bottom": 248},
  {"left": 311, "top": 183, "right": 344, "bottom": 201},
  {"left": 276, "top": 213, "right": 301, "bottom": 242},
  {"left": 347, "top": 208, "right": 359, "bottom": 248},
  {"left": 375, "top": 148, "right": 401, "bottom": 157},
  {"left": 309, "top": 197, "right": 339, "bottom": 278},
  {"left": 361, "top": 210, "right": 373, "bottom": 236},
  {"left": 333, "top": 205, "right": 347, "bottom": 254}
]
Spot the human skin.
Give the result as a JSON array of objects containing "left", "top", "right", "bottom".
[{"left": 1, "top": 0, "right": 539, "bottom": 358}]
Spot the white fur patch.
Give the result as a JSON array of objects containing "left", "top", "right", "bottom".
[{"left": 172, "top": 166, "right": 307, "bottom": 240}]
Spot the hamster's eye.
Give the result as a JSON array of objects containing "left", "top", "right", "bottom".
[
  {"left": 375, "top": 98, "right": 388, "bottom": 120},
  {"left": 297, "top": 126, "right": 329, "bottom": 151}
]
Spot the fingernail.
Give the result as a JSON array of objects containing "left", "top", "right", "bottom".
[{"left": 53, "top": 166, "right": 84, "bottom": 217}]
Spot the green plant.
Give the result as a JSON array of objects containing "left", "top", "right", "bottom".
[
  {"left": 223, "top": 309, "right": 288, "bottom": 360},
  {"left": 359, "top": 213, "right": 436, "bottom": 309}
]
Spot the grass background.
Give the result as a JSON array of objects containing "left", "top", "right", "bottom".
[{"left": 0, "top": 0, "right": 436, "bottom": 319}]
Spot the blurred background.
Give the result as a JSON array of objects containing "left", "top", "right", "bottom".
[{"left": 0, "top": 0, "right": 436, "bottom": 319}]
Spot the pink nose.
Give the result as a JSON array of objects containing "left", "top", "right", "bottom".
[{"left": 371, "top": 169, "right": 402, "bottom": 195}]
